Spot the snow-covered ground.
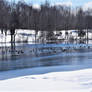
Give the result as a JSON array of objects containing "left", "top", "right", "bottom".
[
  {"left": 0, "top": 29, "right": 36, "bottom": 43},
  {"left": 0, "top": 65, "right": 92, "bottom": 92},
  {"left": 0, "top": 29, "right": 92, "bottom": 43}
]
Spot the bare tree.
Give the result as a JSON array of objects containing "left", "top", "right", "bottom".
[{"left": 76, "top": 8, "right": 85, "bottom": 40}]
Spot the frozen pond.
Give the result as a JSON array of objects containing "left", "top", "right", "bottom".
[{"left": 0, "top": 43, "right": 92, "bottom": 71}]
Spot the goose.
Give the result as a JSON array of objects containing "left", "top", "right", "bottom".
[
  {"left": 20, "top": 50, "right": 24, "bottom": 54},
  {"left": 88, "top": 46, "right": 90, "bottom": 49},
  {"left": 62, "top": 48, "right": 67, "bottom": 52}
]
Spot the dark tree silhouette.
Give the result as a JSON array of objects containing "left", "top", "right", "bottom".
[{"left": 0, "top": 0, "right": 92, "bottom": 44}]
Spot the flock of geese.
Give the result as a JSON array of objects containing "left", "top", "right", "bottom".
[{"left": 0, "top": 45, "right": 91, "bottom": 56}]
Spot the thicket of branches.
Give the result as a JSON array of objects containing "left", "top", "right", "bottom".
[{"left": 0, "top": 0, "right": 92, "bottom": 36}]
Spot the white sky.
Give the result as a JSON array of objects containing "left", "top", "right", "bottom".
[{"left": 7, "top": 0, "right": 92, "bottom": 10}]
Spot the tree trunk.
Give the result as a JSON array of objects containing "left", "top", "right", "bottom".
[
  {"left": 10, "top": 28, "right": 15, "bottom": 53},
  {"left": 35, "top": 31, "right": 37, "bottom": 44},
  {"left": 86, "top": 29, "right": 88, "bottom": 44}
]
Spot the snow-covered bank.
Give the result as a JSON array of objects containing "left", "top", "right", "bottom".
[
  {"left": 0, "top": 29, "right": 36, "bottom": 43},
  {"left": 1, "top": 29, "right": 92, "bottom": 44},
  {"left": 0, "top": 65, "right": 92, "bottom": 92}
]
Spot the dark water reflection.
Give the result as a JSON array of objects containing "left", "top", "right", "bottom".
[{"left": 0, "top": 42, "right": 92, "bottom": 71}]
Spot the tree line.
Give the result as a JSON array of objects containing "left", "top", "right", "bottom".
[{"left": 0, "top": 0, "right": 92, "bottom": 42}]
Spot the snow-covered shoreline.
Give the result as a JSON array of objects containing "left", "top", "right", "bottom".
[{"left": 0, "top": 65, "right": 92, "bottom": 92}]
